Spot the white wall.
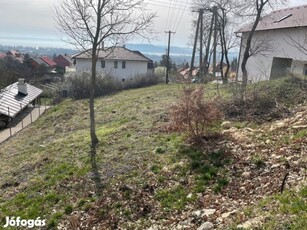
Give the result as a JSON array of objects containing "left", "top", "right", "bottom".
[
  {"left": 238, "top": 27, "right": 307, "bottom": 82},
  {"left": 75, "top": 59, "right": 150, "bottom": 80}
]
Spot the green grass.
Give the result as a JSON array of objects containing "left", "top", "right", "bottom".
[
  {"left": 293, "top": 129, "right": 307, "bottom": 140},
  {"left": 0, "top": 84, "right": 188, "bottom": 228},
  {"left": 155, "top": 185, "right": 190, "bottom": 211},
  {"left": 178, "top": 146, "right": 231, "bottom": 194},
  {"left": 251, "top": 154, "right": 266, "bottom": 168},
  {"left": 251, "top": 185, "right": 307, "bottom": 229},
  {"left": 0, "top": 80, "right": 306, "bottom": 229}
]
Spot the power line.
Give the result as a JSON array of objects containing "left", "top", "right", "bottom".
[
  {"left": 169, "top": 0, "right": 179, "bottom": 30},
  {"left": 148, "top": 0, "right": 192, "bottom": 7},
  {"left": 165, "top": 0, "right": 173, "bottom": 31},
  {"left": 174, "top": 0, "right": 190, "bottom": 32},
  {"left": 147, "top": 0, "right": 191, "bottom": 11}
]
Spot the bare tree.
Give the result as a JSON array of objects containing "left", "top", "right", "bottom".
[
  {"left": 238, "top": 0, "right": 287, "bottom": 87},
  {"left": 191, "top": 0, "right": 239, "bottom": 83},
  {"left": 240, "top": 0, "right": 269, "bottom": 88},
  {"left": 284, "top": 30, "right": 307, "bottom": 56},
  {"left": 216, "top": 2, "right": 238, "bottom": 83},
  {"left": 55, "top": 0, "right": 155, "bottom": 150}
]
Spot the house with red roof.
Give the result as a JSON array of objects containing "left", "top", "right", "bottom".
[
  {"left": 29, "top": 57, "right": 47, "bottom": 69},
  {"left": 40, "top": 56, "right": 57, "bottom": 68},
  {"left": 0, "top": 52, "right": 6, "bottom": 59},
  {"left": 6, "top": 50, "right": 24, "bottom": 63},
  {"left": 53, "top": 54, "right": 73, "bottom": 69},
  {"left": 6, "top": 50, "right": 21, "bottom": 57},
  {"left": 236, "top": 4, "right": 307, "bottom": 82}
]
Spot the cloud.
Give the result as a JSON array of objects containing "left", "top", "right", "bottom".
[{"left": 0, "top": 0, "right": 57, "bottom": 38}]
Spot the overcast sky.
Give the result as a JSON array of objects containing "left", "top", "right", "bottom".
[{"left": 0, "top": 0, "right": 306, "bottom": 48}]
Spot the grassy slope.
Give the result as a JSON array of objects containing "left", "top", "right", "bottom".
[
  {"left": 0, "top": 84, "right": 189, "bottom": 228},
  {"left": 0, "top": 82, "right": 306, "bottom": 229}
]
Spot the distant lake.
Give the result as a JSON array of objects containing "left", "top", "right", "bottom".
[{"left": 0, "top": 36, "right": 70, "bottom": 48}]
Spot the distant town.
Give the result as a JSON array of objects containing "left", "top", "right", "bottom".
[{"left": 0, "top": 43, "right": 238, "bottom": 66}]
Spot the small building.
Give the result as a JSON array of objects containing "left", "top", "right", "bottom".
[
  {"left": 53, "top": 54, "right": 73, "bottom": 69},
  {"left": 30, "top": 57, "right": 47, "bottom": 69},
  {"left": 236, "top": 4, "right": 307, "bottom": 82},
  {"left": 6, "top": 50, "right": 21, "bottom": 57},
  {"left": 0, "top": 52, "right": 6, "bottom": 59},
  {"left": 40, "top": 56, "right": 57, "bottom": 68},
  {"left": 72, "top": 46, "right": 154, "bottom": 81},
  {"left": 6, "top": 50, "right": 24, "bottom": 63},
  {"left": 0, "top": 79, "right": 42, "bottom": 127}
]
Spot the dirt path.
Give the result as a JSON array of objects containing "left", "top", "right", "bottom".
[{"left": 0, "top": 106, "right": 51, "bottom": 144}]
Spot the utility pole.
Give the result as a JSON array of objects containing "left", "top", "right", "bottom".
[
  {"left": 199, "top": 9, "right": 204, "bottom": 82},
  {"left": 189, "top": 12, "right": 201, "bottom": 79},
  {"left": 204, "top": 11, "right": 214, "bottom": 77},
  {"left": 165, "top": 31, "right": 175, "bottom": 84},
  {"left": 212, "top": 6, "right": 218, "bottom": 80}
]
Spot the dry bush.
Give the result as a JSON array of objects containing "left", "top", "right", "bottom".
[
  {"left": 169, "top": 86, "right": 222, "bottom": 141},
  {"left": 221, "top": 77, "right": 307, "bottom": 122},
  {"left": 66, "top": 72, "right": 162, "bottom": 100}
]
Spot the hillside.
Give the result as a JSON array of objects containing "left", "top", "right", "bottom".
[{"left": 0, "top": 82, "right": 306, "bottom": 229}]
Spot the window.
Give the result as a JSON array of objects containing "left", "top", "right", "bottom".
[
  {"left": 101, "top": 60, "right": 105, "bottom": 68},
  {"left": 122, "top": 61, "right": 126, "bottom": 69},
  {"left": 114, "top": 61, "right": 118, "bottom": 69},
  {"left": 304, "top": 64, "right": 307, "bottom": 76}
]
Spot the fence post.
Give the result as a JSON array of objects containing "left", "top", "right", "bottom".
[
  {"left": 30, "top": 110, "right": 33, "bottom": 123},
  {"left": 20, "top": 103, "right": 24, "bottom": 129},
  {"left": 8, "top": 107, "right": 12, "bottom": 137}
]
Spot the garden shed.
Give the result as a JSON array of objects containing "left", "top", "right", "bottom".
[{"left": 0, "top": 79, "right": 42, "bottom": 126}]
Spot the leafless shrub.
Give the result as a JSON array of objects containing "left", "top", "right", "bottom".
[
  {"left": 220, "top": 77, "right": 307, "bottom": 122},
  {"left": 123, "top": 74, "right": 163, "bottom": 89},
  {"left": 168, "top": 86, "right": 222, "bottom": 142},
  {"left": 67, "top": 72, "right": 162, "bottom": 100}
]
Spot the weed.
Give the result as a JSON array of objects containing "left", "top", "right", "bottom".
[
  {"left": 98, "top": 208, "right": 108, "bottom": 219},
  {"left": 83, "top": 203, "right": 92, "bottom": 212},
  {"left": 155, "top": 147, "right": 166, "bottom": 154},
  {"left": 155, "top": 185, "right": 189, "bottom": 211},
  {"left": 77, "top": 199, "right": 87, "bottom": 208},
  {"left": 213, "top": 177, "right": 229, "bottom": 193},
  {"left": 157, "top": 175, "right": 166, "bottom": 183},
  {"left": 151, "top": 165, "right": 162, "bottom": 174},
  {"left": 293, "top": 129, "right": 307, "bottom": 140},
  {"left": 64, "top": 205, "right": 73, "bottom": 215},
  {"left": 252, "top": 155, "right": 265, "bottom": 168},
  {"left": 47, "top": 212, "right": 63, "bottom": 229},
  {"left": 193, "top": 179, "right": 208, "bottom": 193}
]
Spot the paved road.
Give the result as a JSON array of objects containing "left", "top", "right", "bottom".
[{"left": 0, "top": 106, "right": 51, "bottom": 144}]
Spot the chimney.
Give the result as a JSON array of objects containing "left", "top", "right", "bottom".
[{"left": 17, "top": 78, "right": 28, "bottom": 95}]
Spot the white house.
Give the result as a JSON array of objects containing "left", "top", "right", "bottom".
[
  {"left": 236, "top": 4, "right": 307, "bottom": 82},
  {"left": 72, "top": 46, "right": 154, "bottom": 81}
]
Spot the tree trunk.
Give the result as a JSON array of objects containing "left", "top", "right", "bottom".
[
  {"left": 241, "top": 0, "right": 268, "bottom": 89},
  {"left": 90, "top": 47, "right": 99, "bottom": 149},
  {"left": 241, "top": 55, "right": 249, "bottom": 88}
]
